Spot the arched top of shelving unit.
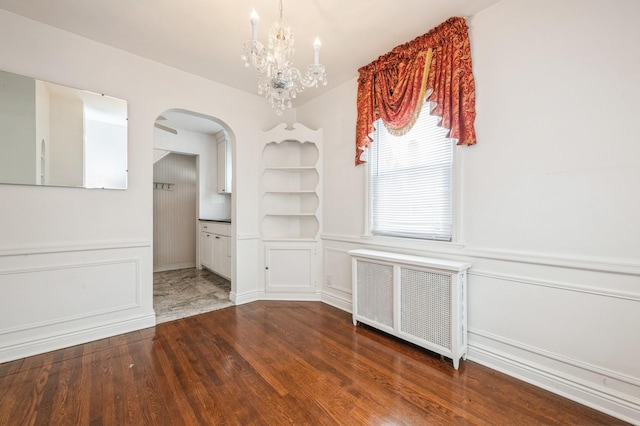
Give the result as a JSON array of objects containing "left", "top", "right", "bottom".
[
  {"left": 262, "top": 122, "right": 322, "bottom": 145},
  {"left": 262, "top": 140, "right": 319, "bottom": 168}
]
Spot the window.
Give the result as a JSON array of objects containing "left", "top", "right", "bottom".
[{"left": 369, "top": 102, "right": 453, "bottom": 241}]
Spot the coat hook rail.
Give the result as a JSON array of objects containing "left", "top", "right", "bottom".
[{"left": 153, "top": 182, "right": 175, "bottom": 190}]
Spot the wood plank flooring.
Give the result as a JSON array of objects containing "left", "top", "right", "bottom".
[{"left": 0, "top": 301, "right": 626, "bottom": 425}]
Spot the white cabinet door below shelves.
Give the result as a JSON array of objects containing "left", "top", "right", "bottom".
[{"left": 265, "top": 244, "right": 315, "bottom": 293}]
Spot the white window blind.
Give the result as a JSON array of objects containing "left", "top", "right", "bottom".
[{"left": 370, "top": 102, "right": 453, "bottom": 241}]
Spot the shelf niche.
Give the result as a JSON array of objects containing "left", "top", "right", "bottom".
[{"left": 260, "top": 125, "right": 321, "bottom": 241}]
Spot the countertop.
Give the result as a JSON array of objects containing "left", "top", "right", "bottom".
[{"left": 199, "top": 218, "right": 231, "bottom": 223}]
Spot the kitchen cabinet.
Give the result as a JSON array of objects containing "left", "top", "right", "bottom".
[
  {"left": 217, "top": 139, "right": 232, "bottom": 194},
  {"left": 199, "top": 221, "right": 230, "bottom": 280}
]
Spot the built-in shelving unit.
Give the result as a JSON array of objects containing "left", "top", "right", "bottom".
[
  {"left": 260, "top": 123, "right": 322, "bottom": 297},
  {"left": 261, "top": 133, "right": 320, "bottom": 241}
]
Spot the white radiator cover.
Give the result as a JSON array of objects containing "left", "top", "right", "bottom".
[{"left": 350, "top": 249, "right": 471, "bottom": 369}]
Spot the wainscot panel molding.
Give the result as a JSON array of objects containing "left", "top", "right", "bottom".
[
  {"left": 0, "top": 240, "right": 151, "bottom": 257},
  {"left": 468, "top": 330, "right": 640, "bottom": 425},
  {"left": 0, "top": 259, "right": 141, "bottom": 332},
  {"left": 321, "top": 233, "right": 640, "bottom": 277},
  {"left": 0, "top": 241, "right": 154, "bottom": 363},
  {"left": 464, "top": 246, "right": 640, "bottom": 277},
  {"left": 323, "top": 247, "right": 353, "bottom": 295},
  {"left": 469, "top": 269, "right": 640, "bottom": 302},
  {"left": 320, "top": 235, "right": 639, "bottom": 424}
]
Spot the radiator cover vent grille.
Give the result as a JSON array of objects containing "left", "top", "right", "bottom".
[
  {"left": 400, "top": 268, "right": 451, "bottom": 350},
  {"left": 356, "top": 261, "right": 393, "bottom": 329},
  {"left": 350, "top": 249, "right": 470, "bottom": 369}
]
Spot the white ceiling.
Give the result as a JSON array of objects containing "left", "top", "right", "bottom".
[{"left": 0, "top": 0, "right": 501, "bottom": 108}]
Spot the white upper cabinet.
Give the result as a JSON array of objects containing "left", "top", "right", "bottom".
[{"left": 216, "top": 132, "right": 231, "bottom": 194}]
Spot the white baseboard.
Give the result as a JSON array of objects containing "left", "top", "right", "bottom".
[
  {"left": 468, "top": 333, "right": 640, "bottom": 425},
  {"left": 0, "top": 313, "right": 156, "bottom": 364},
  {"left": 153, "top": 261, "right": 196, "bottom": 273},
  {"left": 231, "top": 290, "right": 324, "bottom": 305},
  {"left": 230, "top": 290, "right": 259, "bottom": 305},
  {"left": 321, "top": 292, "right": 352, "bottom": 313},
  {"left": 258, "top": 292, "right": 322, "bottom": 302}
]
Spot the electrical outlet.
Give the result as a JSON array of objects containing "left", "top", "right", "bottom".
[{"left": 325, "top": 274, "right": 332, "bottom": 286}]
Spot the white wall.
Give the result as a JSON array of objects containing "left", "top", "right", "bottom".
[
  {"left": 0, "top": 8, "right": 278, "bottom": 362},
  {"left": 297, "top": 0, "right": 640, "bottom": 423},
  {"left": 153, "top": 153, "right": 197, "bottom": 272},
  {"left": 154, "top": 126, "right": 230, "bottom": 220}
]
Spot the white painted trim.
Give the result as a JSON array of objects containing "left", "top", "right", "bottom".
[
  {"left": 321, "top": 292, "right": 352, "bottom": 313},
  {"left": 232, "top": 289, "right": 323, "bottom": 304},
  {"left": 469, "top": 269, "right": 640, "bottom": 302},
  {"left": 0, "top": 258, "right": 142, "bottom": 335},
  {"left": 322, "top": 284, "right": 351, "bottom": 295},
  {"left": 470, "top": 328, "right": 640, "bottom": 389},
  {"left": 468, "top": 331, "right": 640, "bottom": 425},
  {"left": 322, "top": 247, "right": 352, "bottom": 294},
  {"left": 237, "top": 234, "right": 260, "bottom": 240},
  {"left": 322, "top": 233, "right": 466, "bottom": 253},
  {"left": 0, "top": 240, "right": 152, "bottom": 256},
  {"left": 258, "top": 292, "right": 322, "bottom": 302},
  {"left": 230, "top": 290, "right": 260, "bottom": 305},
  {"left": 0, "top": 313, "right": 156, "bottom": 364},
  {"left": 153, "top": 261, "right": 196, "bottom": 273},
  {"left": 321, "top": 233, "right": 640, "bottom": 277},
  {"left": 464, "top": 246, "right": 640, "bottom": 277}
]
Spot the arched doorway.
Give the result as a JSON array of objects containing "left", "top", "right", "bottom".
[{"left": 152, "top": 108, "right": 235, "bottom": 323}]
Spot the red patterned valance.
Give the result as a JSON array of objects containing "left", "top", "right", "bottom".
[{"left": 355, "top": 17, "right": 477, "bottom": 165}]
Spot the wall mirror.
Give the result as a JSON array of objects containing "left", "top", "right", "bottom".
[{"left": 0, "top": 69, "right": 128, "bottom": 189}]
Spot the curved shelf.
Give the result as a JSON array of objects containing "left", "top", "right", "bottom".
[
  {"left": 261, "top": 127, "right": 320, "bottom": 241},
  {"left": 262, "top": 215, "right": 319, "bottom": 240},
  {"left": 262, "top": 192, "right": 318, "bottom": 215},
  {"left": 262, "top": 167, "right": 318, "bottom": 193}
]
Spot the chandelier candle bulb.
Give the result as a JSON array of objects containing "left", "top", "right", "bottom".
[
  {"left": 250, "top": 9, "right": 259, "bottom": 41},
  {"left": 314, "top": 38, "right": 321, "bottom": 65}
]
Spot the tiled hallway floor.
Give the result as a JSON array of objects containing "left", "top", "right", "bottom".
[{"left": 153, "top": 268, "right": 233, "bottom": 324}]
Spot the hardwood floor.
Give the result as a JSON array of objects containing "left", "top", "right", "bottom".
[{"left": 0, "top": 302, "right": 626, "bottom": 425}]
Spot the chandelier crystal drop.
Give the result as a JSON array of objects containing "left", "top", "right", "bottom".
[{"left": 241, "top": 0, "right": 327, "bottom": 115}]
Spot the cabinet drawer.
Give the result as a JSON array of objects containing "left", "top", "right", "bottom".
[{"left": 200, "top": 221, "right": 229, "bottom": 236}]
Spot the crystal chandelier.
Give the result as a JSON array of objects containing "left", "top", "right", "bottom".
[{"left": 241, "top": 0, "right": 327, "bottom": 115}]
